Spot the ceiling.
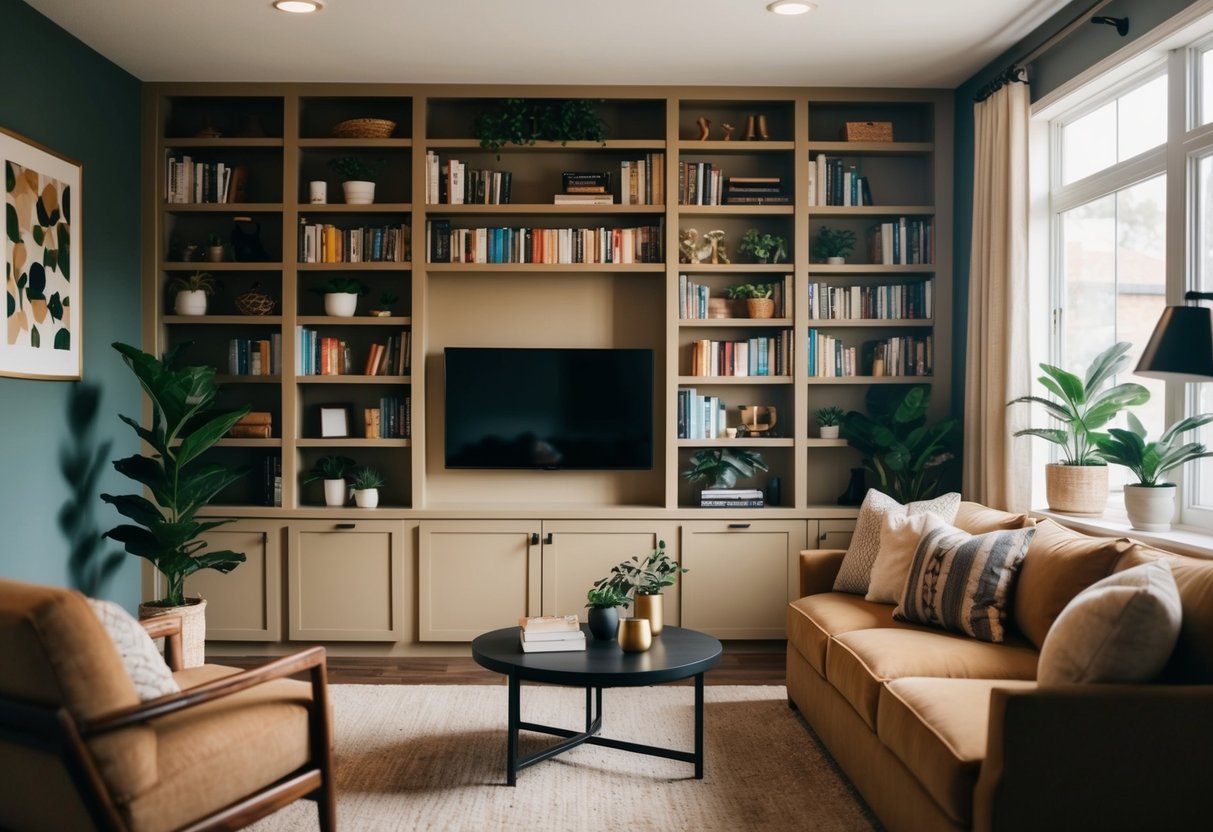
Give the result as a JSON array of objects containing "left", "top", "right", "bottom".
[{"left": 24, "top": 0, "right": 1072, "bottom": 88}]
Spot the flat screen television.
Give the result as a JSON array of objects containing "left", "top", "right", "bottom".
[{"left": 444, "top": 347, "right": 653, "bottom": 470}]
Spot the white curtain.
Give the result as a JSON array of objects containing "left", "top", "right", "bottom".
[{"left": 964, "top": 80, "right": 1032, "bottom": 511}]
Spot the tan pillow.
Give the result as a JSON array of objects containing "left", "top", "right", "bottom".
[
  {"left": 833, "top": 489, "right": 961, "bottom": 594},
  {"left": 1116, "top": 544, "right": 1213, "bottom": 683},
  {"left": 866, "top": 511, "right": 933, "bottom": 604},
  {"left": 1037, "top": 561, "right": 1182, "bottom": 685},
  {"left": 1013, "top": 520, "right": 1131, "bottom": 649},
  {"left": 954, "top": 501, "right": 1035, "bottom": 534},
  {"left": 88, "top": 599, "right": 180, "bottom": 701}
]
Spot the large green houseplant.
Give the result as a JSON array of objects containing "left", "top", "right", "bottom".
[{"left": 101, "top": 342, "right": 249, "bottom": 662}]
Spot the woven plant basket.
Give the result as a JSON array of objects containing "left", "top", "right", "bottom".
[
  {"left": 1044, "top": 463, "right": 1108, "bottom": 516},
  {"left": 139, "top": 597, "right": 207, "bottom": 668},
  {"left": 747, "top": 298, "right": 776, "bottom": 319},
  {"left": 235, "top": 285, "right": 276, "bottom": 316},
  {"left": 841, "top": 121, "right": 893, "bottom": 142},
  {"left": 331, "top": 118, "right": 396, "bottom": 138}
]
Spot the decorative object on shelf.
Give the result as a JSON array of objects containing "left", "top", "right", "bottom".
[
  {"left": 721, "top": 122, "right": 735, "bottom": 141},
  {"left": 303, "top": 454, "right": 356, "bottom": 507},
  {"left": 1094, "top": 411, "right": 1213, "bottom": 531},
  {"left": 371, "top": 291, "right": 399, "bottom": 317},
  {"left": 740, "top": 405, "right": 777, "bottom": 435},
  {"left": 1008, "top": 341, "right": 1149, "bottom": 516},
  {"left": 737, "top": 228, "right": 787, "bottom": 264},
  {"left": 755, "top": 114, "right": 770, "bottom": 140},
  {"left": 838, "top": 467, "right": 867, "bottom": 506},
  {"left": 696, "top": 116, "right": 711, "bottom": 141},
  {"left": 743, "top": 115, "right": 757, "bottom": 140},
  {"left": 472, "top": 98, "right": 607, "bottom": 155},
  {"left": 101, "top": 342, "right": 250, "bottom": 667},
  {"left": 312, "top": 277, "right": 367, "bottom": 317},
  {"left": 318, "top": 404, "right": 352, "bottom": 438},
  {"left": 707, "top": 295, "right": 746, "bottom": 318},
  {"left": 331, "top": 117, "right": 396, "bottom": 139},
  {"left": 169, "top": 271, "right": 215, "bottom": 316},
  {"left": 726, "top": 282, "right": 776, "bottom": 318},
  {"left": 683, "top": 447, "right": 769, "bottom": 490},
  {"left": 235, "top": 283, "right": 276, "bottom": 316},
  {"left": 725, "top": 427, "right": 738, "bottom": 439},
  {"left": 194, "top": 120, "right": 221, "bottom": 139},
  {"left": 308, "top": 180, "right": 327, "bottom": 204},
  {"left": 594, "top": 541, "right": 686, "bottom": 637},
  {"left": 181, "top": 244, "right": 200, "bottom": 262},
  {"left": 816, "top": 405, "right": 845, "bottom": 439},
  {"left": 842, "top": 121, "right": 893, "bottom": 142},
  {"left": 328, "top": 155, "right": 380, "bottom": 204},
  {"left": 584, "top": 584, "right": 629, "bottom": 641},
  {"left": 679, "top": 228, "right": 731, "bottom": 264},
  {"left": 350, "top": 466, "right": 385, "bottom": 508},
  {"left": 767, "top": 475, "right": 782, "bottom": 507},
  {"left": 842, "top": 384, "right": 959, "bottom": 503},
  {"left": 618, "top": 617, "right": 652, "bottom": 652},
  {"left": 206, "top": 232, "right": 225, "bottom": 263},
  {"left": 811, "top": 226, "right": 858, "bottom": 264}
]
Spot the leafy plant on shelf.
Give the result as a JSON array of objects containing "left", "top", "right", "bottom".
[
  {"left": 737, "top": 229, "right": 787, "bottom": 264},
  {"left": 594, "top": 540, "right": 687, "bottom": 600},
  {"left": 310, "top": 277, "right": 367, "bottom": 296},
  {"left": 167, "top": 271, "right": 215, "bottom": 297},
  {"left": 725, "top": 283, "right": 773, "bottom": 300},
  {"left": 473, "top": 98, "right": 608, "bottom": 155},
  {"left": 349, "top": 466, "right": 385, "bottom": 491},
  {"left": 301, "top": 455, "right": 357, "bottom": 484},
  {"left": 815, "top": 406, "right": 845, "bottom": 428},
  {"left": 328, "top": 155, "right": 381, "bottom": 181},
  {"left": 101, "top": 342, "right": 250, "bottom": 608},
  {"left": 375, "top": 291, "right": 399, "bottom": 313},
  {"left": 1095, "top": 412, "right": 1213, "bottom": 487},
  {"left": 585, "top": 584, "right": 630, "bottom": 610},
  {"left": 682, "top": 448, "right": 769, "bottom": 489},
  {"left": 811, "top": 226, "right": 857, "bottom": 261}
]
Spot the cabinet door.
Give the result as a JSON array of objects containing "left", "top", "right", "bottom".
[
  {"left": 817, "top": 519, "right": 857, "bottom": 551},
  {"left": 184, "top": 520, "right": 283, "bottom": 641},
  {"left": 418, "top": 520, "right": 540, "bottom": 641},
  {"left": 288, "top": 519, "right": 412, "bottom": 642},
  {"left": 541, "top": 521, "right": 681, "bottom": 621},
  {"left": 680, "top": 520, "right": 809, "bottom": 639}
]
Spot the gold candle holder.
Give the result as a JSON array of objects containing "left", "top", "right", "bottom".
[{"left": 618, "top": 617, "right": 652, "bottom": 652}]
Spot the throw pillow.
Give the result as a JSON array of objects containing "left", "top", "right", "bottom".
[
  {"left": 832, "top": 489, "right": 961, "bottom": 594},
  {"left": 88, "top": 599, "right": 180, "bottom": 701},
  {"left": 866, "top": 511, "right": 934, "bottom": 604},
  {"left": 1037, "top": 560, "right": 1182, "bottom": 685},
  {"left": 894, "top": 515, "right": 1035, "bottom": 643}
]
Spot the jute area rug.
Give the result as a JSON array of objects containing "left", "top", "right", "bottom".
[{"left": 249, "top": 684, "right": 878, "bottom": 832}]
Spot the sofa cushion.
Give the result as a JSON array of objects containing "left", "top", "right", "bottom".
[
  {"left": 833, "top": 489, "right": 961, "bottom": 594},
  {"left": 827, "top": 627, "right": 1038, "bottom": 729},
  {"left": 866, "top": 510, "right": 933, "bottom": 604},
  {"left": 787, "top": 592, "right": 920, "bottom": 675},
  {"left": 895, "top": 518, "right": 1034, "bottom": 642},
  {"left": 1038, "top": 560, "right": 1181, "bottom": 685},
  {"left": 88, "top": 599, "right": 180, "bottom": 701},
  {"left": 954, "top": 501, "right": 1035, "bottom": 534},
  {"left": 878, "top": 677, "right": 1037, "bottom": 825},
  {"left": 1013, "top": 519, "right": 1131, "bottom": 650}
]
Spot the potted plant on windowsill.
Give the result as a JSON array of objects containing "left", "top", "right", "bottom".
[
  {"left": 737, "top": 228, "right": 787, "bottom": 264},
  {"left": 328, "top": 156, "right": 380, "bottom": 204},
  {"left": 812, "top": 226, "right": 857, "bottom": 264},
  {"left": 303, "top": 455, "right": 356, "bottom": 507},
  {"left": 350, "top": 465, "right": 384, "bottom": 508},
  {"left": 311, "top": 277, "right": 367, "bottom": 317},
  {"left": 169, "top": 271, "right": 215, "bottom": 316},
  {"left": 1007, "top": 341, "right": 1150, "bottom": 516},
  {"left": 816, "top": 405, "right": 845, "bottom": 439},
  {"left": 1095, "top": 412, "right": 1213, "bottom": 531},
  {"left": 101, "top": 342, "right": 250, "bottom": 668},
  {"left": 584, "top": 584, "right": 630, "bottom": 641}
]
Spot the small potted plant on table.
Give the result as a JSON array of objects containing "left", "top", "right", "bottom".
[
  {"left": 584, "top": 583, "right": 630, "bottom": 641},
  {"left": 812, "top": 226, "right": 857, "bottom": 264},
  {"left": 350, "top": 466, "right": 385, "bottom": 508},
  {"left": 312, "top": 277, "right": 367, "bottom": 317},
  {"left": 816, "top": 406, "right": 845, "bottom": 439},
  {"left": 328, "top": 156, "right": 380, "bottom": 204},
  {"left": 303, "top": 455, "right": 356, "bottom": 507}
]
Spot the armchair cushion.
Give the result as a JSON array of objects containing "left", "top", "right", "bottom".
[{"left": 87, "top": 599, "right": 179, "bottom": 702}]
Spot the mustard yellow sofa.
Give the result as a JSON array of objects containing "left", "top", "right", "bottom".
[{"left": 786, "top": 502, "right": 1213, "bottom": 832}]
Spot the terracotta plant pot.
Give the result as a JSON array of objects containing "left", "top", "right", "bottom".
[
  {"left": 746, "top": 298, "right": 775, "bottom": 319},
  {"left": 1044, "top": 463, "right": 1108, "bottom": 516}
]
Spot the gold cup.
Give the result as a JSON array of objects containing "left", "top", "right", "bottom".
[
  {"left": 632, "top": 593, "right": 664, "bottom": 636},
  {"left": 618, "top": 617, "right": 652, "bottom": 652}
]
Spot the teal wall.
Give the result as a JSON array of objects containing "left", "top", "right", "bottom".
[{"left": 0, "top": 0, "right": 142, "bottom": 608}]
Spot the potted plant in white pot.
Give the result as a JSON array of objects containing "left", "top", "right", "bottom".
[
  {"left": 169, "top": 271, "right": 214, "bottom": 316},
  {"left": 101, "top": 342, "right": 250, "bottom": 667},
  {"left": 328, "top": 155, "right": 380, "bottom": 204},
  {"left": 812, "top": 226, "right": 857, "bottom": 264},
  {"left": 350, "top": 465, "right": 384, "bottom": 508},
  {"left": 584, "top": 583, "right": 629, "bottom": 641},
  {"left": 1007, "top": 341, "right": 1150, "bottom": 516},
  {"left": 303, "top": 455, "right": 356, "bottom": 507},
  {"left": 312, "top": 277, "right": 367, "bottom": 317},
  {"left": 816, "top": 406, "right": 845, "bottom": 439},
  {"left": 1095, "top": 412, "right": 1213, "bottom": 531}
]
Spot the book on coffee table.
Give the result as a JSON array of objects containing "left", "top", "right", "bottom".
[
  {"left": 518, "top": 614, "right": 579, "bottom": 633},
  {"left": 520, "top": 629, "right": 586, "bottom": 652}
]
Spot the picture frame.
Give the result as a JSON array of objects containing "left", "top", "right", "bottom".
[
  {"left": 1, "top": 126, "right": 82, "bottom": 380},
  {"left": 318, "top": 404, "right": 352, "bottom": 438}
]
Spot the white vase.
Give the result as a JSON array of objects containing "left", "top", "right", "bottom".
[
  {"left": 820, "top": 425, "right": 840, "bottom": 439},
  {"left": 353, "top": 488, "right": 379, "bottom": 508},
  {"left": 827, "top": 256, "right": 845, "bottom": 265},
  {"left": 324, "top": 292, "right": 358, "bottom": 317},
  {"left": 1124, "top": 483, "right": 1176, "bottom": 532},
  {"left": 323, "top": 478, "right": 348, "bottom": 507},
  {"left": 342, "top": 180, "right": 376, "bottom": 204},
  {"left": 174, "top": 289, "right": 208, "bottom": 316}
]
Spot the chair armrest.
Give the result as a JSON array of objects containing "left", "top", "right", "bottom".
[
  {"left": 139, "top": 615, "right": 184, "bottom": 671},
  {"left": 799, "top": 549, "right": 846, "bottom": 597},
  {"left": 80, "top": 646, "right": 329, "bottom": 736},
  {"left": 974, "top": 683, "right": 1213, "bottom": 832}
]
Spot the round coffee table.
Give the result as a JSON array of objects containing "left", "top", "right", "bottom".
[{"left": 471, "top": 624, "right": 722, "bottom": 785}]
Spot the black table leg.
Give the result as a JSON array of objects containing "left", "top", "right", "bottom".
[
  {"left": 694, "top": 672, "right": 705, "bottom": 779},
  {"left": 507, "top": 672, "right": 520, "bottom": 786}
]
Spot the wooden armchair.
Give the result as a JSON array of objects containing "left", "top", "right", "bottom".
[{"left": 0, "top": 578, "right": 335, "bottom": 831}]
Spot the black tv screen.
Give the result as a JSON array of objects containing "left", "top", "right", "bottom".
[{"left": 444, "top": 347, "right": 653, "bottom": 470}]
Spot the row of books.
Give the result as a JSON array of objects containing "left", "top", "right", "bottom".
[
  {"left": 688, "top": 332, "right": 793, "bottom": 377},
  {"left": 227, "top": 336, "right": 282, "bottom": 377},
  {"left": 361, "top": 331, "right": 412, "bottom": 376},
  {"left": 867, "top": 219, "right": 933, "bottom": 265},
  {"left": 298, "top": 220, "right": 411, "bottom": 263},
  {"left": 227, "top": 411, "right": 273, "bottom": 439},
  {"left": 424, "top": 220, "right": 664, "bottom": 264},
  {"left": 425, "top": 152, "right": 513, "bottom": 204},
  {"left": 262, "top": 454, "right": 283, "bottom": 507},
  {"left": 807, "top": 279, "right": 933, "bottom": 320},
  {"left": 295, "top": 328, "right": 411, "bottom": 376},
  {"left": 677, "top": 274, "right": 791, "bottom": 319},
  {"left": 518, "top": 614, "right": 585, "bottom": 653},
  {"left": 807, "top": 330, "right": 934, "bottom": 377},
  {"left": 808, "top": 156, "right": 872, "bottom": 207},
  {"left": 164, "top": 153, "right": 248, "bottom": 204},
  {"left": 619, "top": 155, "right": 664, "bottom": 205},
  {"left": 677, "top": 387, "right": 727, "bottom": 440},
  {"left": 699, "top": 488, "right": 764, "bottom": 509},
  {"left": 364, "top": 396, "right": 410, "bottom": 439}
]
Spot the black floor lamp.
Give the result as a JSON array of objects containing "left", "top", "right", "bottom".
[{"left": 1135, "top": 291, "right": 1213, "bottom": 381}]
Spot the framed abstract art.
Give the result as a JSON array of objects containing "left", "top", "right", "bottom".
[{"left": 2, "top": 126, "right": 82, "bottom": 380}]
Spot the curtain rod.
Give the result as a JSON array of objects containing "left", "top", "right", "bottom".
[{"left": 974, "top": 0, "right": 1117, "bottom": 102}]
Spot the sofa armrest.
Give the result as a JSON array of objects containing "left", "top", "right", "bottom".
[
  {"left": 974, "top": 683, "right": 1213, "bottom": 832},
  {"left": 799, "top": 549, "right": 846, "bottom": 598}
]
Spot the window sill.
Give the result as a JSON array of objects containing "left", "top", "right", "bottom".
[{"left": 1033, "top": 508, "right": 1213, "bottom": 561}]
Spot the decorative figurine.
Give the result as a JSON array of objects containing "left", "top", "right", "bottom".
[
  {"left": 703, "top": 229, "right": 730, "bottom": 264},
  {"left": 696, "top": 116, "right": 711, "bottom": 141},
  {"left": 721, "top": 122, "right": 735, "bottom": 141},
  {"left": 679, "top": 228, "right": 731, "bottom": 264},
  {"left": 757, "top": 114, "right": 770, "bottom": 140},
  {"left": 744, "top": 115, "right": 756, "bottom": 140}
]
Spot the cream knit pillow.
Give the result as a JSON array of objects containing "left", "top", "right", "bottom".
[
  {"left": 89, "top": 599, "right": 180, "bottom": 701},
  {"left": 832, "top": 489, "right": 961, "bottom": 594}
]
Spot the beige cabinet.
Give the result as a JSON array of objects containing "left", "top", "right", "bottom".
[
  {"left": 287, "top": 519, "right": 412, "bottom": 642},
  {"left": 185, "top": 520, "right": 283, "bottom": 641},
  {"left": 679, "top": 520, "right": 809, "bottom": 639},
  {"left": 813, "top": 518, "right": 857, "bottom": 551}
]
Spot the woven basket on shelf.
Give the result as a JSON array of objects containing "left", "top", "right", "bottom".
[
  {"left": 331, "top": 118, "right": 396, "bottom": 139},
  {"left": 841, "top": 121, "right": 893, "bottom": 142},
  {"left": 235, "top": 285, "right": 276, "bottom": 316}
]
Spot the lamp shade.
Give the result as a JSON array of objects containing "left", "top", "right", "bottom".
[{"left": 1134, "top": 305, "right": 1213, "bottom": 381}]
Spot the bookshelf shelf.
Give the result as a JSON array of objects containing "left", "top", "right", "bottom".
[
  {"left": 677, "top": 376, "right": 792, "bottom": 385},
  {"left": 807, "top": 318, "right": 933, "bottom": 327},
  {"left": 808, "top": 264, "right": 937, "bottom": 274},
  {"left": 678, "top": 205, "right": 794, "bottom": 216},
  {"left": 425, "top": 262, "right": 666, "bottom": 273},
  {"left": 807, "top": 141, "right": 933, "bottom": 155},
  {"left": 165, "top": 315, "right": 283, "bottom": 325},
  {"left": 678, "top": 318, "right": 794, "bottom": 328},
  {"left": 215, "top": 375, "right": 282, "bottom": 384},
  {"left": 214, "top": 438, "right": 284, "bottom": 448},
  {"left": 164, "top": 203, "right": 284, "bottom": 213},
  {"left": 296, "top": 262, "right": 412, "bottom": 271},
  {"left": 161, "top": 262, "right": 283, "bottom": 271},
  {"left": 806, "top": 376, "right": 936, "bottom": 385},
  {"left": 296, "top": 316, "right": 411, "bottom": 326},
  {"left": 809, "top": 205, "right": 935, "bottom": 216},
  {"left": 297, "top": 202, "right": 412, "bottom": 212},
  {"left": 425, "top": 139, "right": 666, "bottom": 151},
  {"left": 296, "top": 375, "right": 411, "bottom": 385},
  {"left": 676, "top": 438, "right": 795, "bottom": 448},
  {"left": 296, "top": 438, "right": 411, "bottom": 448},
  {"left": 804, "top": 438, "right": 849, "bottom": 448},
  {"left": 297, "top": 138, "right": 413, "bottom": 149},
  {"left": 675, "top": 140, "right": 796, "bottom": 153},
  {"left": 425, "top": 204, "right": 666, "bottom": 215},
  {"left": 163, "top": 138, "right": 284, "bottom": 149}
]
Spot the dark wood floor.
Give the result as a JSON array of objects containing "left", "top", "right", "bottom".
[{"left": 217, "top": 646, "right": 786, "bottom": 685}]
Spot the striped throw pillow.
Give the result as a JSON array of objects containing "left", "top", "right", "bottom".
[{"left": 894, "top": 514, "right": 1035, "bottom": 643}]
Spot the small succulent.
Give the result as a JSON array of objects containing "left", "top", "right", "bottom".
[
  {"left": 168, "top": 271, "right": 215, "bottom": 295},
  {"left": 350, "top": 466, "right": 385, "bottom": 490},
  {"left": 302, "top": 455, "right": 356, "bottom": 484},
  {"left": 328, "top": 156, "right": 380, "bottom": 181},
  {"left": 725, "top": 283, "right": 773, "bottom": 300},
  {"left": 812, "top": 226, "right": 857, "bottom": 261},
  {"left": 816, "top": 406, "right": 845, "bottom": 427}
]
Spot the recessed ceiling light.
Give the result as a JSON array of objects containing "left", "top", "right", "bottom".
[
  {"left": 767, "top": 1, "right": 816, "bottom": 14},
  {"left": 273, "top": 0, "right": 323, "bottom": 13}
]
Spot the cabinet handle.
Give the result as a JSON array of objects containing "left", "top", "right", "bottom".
[
  {"left": 336, "top": 523, "right": 356, "bottom": 530},
  {"left": 530, "top": 532, "right": 539, "bottom": 546},
  {"left": 544, "top": 532, "right": 554, "bottom": 545},
  {"left": 728, "top": 523, "right": 751, "bottom": 529}
]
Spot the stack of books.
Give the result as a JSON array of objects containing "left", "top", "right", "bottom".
[
  {"left": 700, "top": 488, "right": 764, "bottom": 508},
  {"left": 518, "top": 614, "right": 586, "bottom": 652},
  {"left": 723, "top": 176, "right": 789, "bottom": 205},
  {"left": 555, "top": 171, "right": 613, "bottom": 205},
  {"left": 227, "top": 411, "right": 272, "bottom": 439}
]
